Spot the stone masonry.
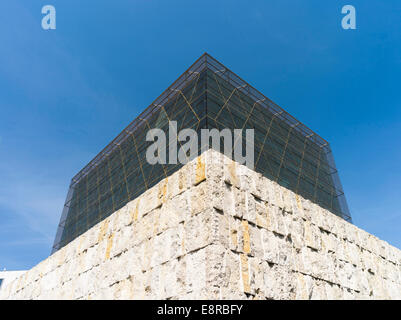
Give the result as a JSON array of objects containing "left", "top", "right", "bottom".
[{"left": 1, "top": 149, "right": 401, "bottom": 299}]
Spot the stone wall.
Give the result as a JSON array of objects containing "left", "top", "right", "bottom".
[{"left": 1, "top": 149, "right": 400, "bottom": 299}]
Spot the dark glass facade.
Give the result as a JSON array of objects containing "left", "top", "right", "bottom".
[{"left": 52, "top": 53, "right": 351, "bottom": 253}]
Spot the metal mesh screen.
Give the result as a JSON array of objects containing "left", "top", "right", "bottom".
[{"left": 52, "top": 53, "right": 351, "bottom": 253}]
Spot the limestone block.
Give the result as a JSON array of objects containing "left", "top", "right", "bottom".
[
  {"left": 243, "top": 193, "right": 257, "bottom": 225},
  {"left": 376, "top": 258, "right": 387, "bottom": 281},
  {"left": 240, "top": 220, "right": 251, "bottom": 255},
  {"left": 111, "top": 278, "right": 134, "bottom": 300},
  {"left": 219, "top": 250, "right": 244, "bottom": 299},
  {"left": 386, "top": 245, "right": 399, "bottom": 265},
  {"left": 367, "top": 234, "right": 381, "bottom": 257},
  {"left": 363, "top": 250, "right": 377, "bottom": 275},
  {"left": 190, "top": 152, "right": 207, "bottom": 186},
  {"left": 389, "top": 263, "right": 400, "bottom": 284},
  {"left": 239, "top": 253, "right": 251, "bottom": 294},
  {"left": 138, "top": 237, "right": 154, "bottom": 272},
  {"left": 386, "top": 260, "right": 400, "bottom": 283},
  {"left": 271, "top": 182, "right": 285, "bottom": 210},
  {"left": 377, "top": 240, "right": 391, "bottom": 261},
  {"left": 254, "top": 198, "right": 270, "bottom": 230},
  {"left": 140, "top": 187, "right": 161, "bottom": 217},
  {"left": 81, "top": 246, "right": 97, "bottom": 273},
  {"left": 280, "top": 187, "right": 295, "bottom": 213},
  {"left": 268, "top": 204, "right": 288, "bottom": 237},
  {"left": 190, "top": 181, "right": 209, "bottom": 215},
  {"left": 16, "top": 271, "right": 29, "bottom": 290},
  {"left": 250, "top": 172, "right": 268, "bottom": 204},
  {"left": 87, "top": 265, "right": 103, "bottom": 295},
  {"left": 342, "top": 288, "right": 357, "bottom": 300},
  {"left": 205, "top": 149, "right": 224, "bottom": 184},
  {"left": 367, "top": 275, "right": 386, "bottom": 299},
  {"left": 109, "top": 252, "right": 131, "bottom": 284},
  {"left": 320, "top": 230, "right": 335, "bottom": 254},
  {"left": 395, "top": 246, "right": 401, "bottom": 266},
  {"left": 159, "top": 192, "right": 189, "bottom": 233},
  {"left": 355, "top": 269, "right": 371, "bottom": 294},
  {"left": 304, "top": 221, "right": 321, "bottom": 251},
  {"left": 39, "top": 260, "right": 52, "bottom": 279},
  {"left": 165, "top": 170, "right": 181, "bottom": 200},
  {"left": 259, "top": 176, "right": 276, "bottom": 205},
  {"left": 236, "top": 164, "right": 252, "bottom": 192},
  {"left": 298, "top": 247, "right": 317, "bottom": 278},
  {"left": 138, "top": 209, "right": 157, "bottom": 242},
  {"left": 204, "top": 244, "right": 226, "bottom": 289},
  {"left": 310, "top": 279, "right": 328, "bottom": 300},
  {"left": 223, "top": 185, "right": 247, "bottom": 220},
  {"left": 109, "top": 226, "right": 132, "bottom": 259},
  {"left": 276, "top": 235, "right": 294, "bottom": 267},
  {"left": 355, "top": 227, "right": 370, "bottom": 250},
  {"left": 185, "top": 248, "right": 207, "bottom": 294},
  {"left": 336, "top": 237, "right": 349, "bottom": 263},
  {"left": 72, "top": 272, "right": 88, "bottom": 299},
  {"left": 13, "top": 273, "right": 27, "bottom": 294},
  {"left": 318, "top": 208, "right": 335, "bottom": 234},
  {"left": 325, "top": 282, "right": 343, "bottom": 300},
  {"left": 388, "top": 262, "right": 401, "bottom": 283},
  {"left": 261, "top": 228, "right": 292, "bottom": 266},
  {"left": 317, "top": 252, "right": 336, "bottom": 284},
  {"left": 109, "top": 208, "right": 122, "bottom": 235},
  {"left": 148, "top": 264, "right": 166, "bottom": 299},
  {"left": 214, "top": 210, "right": 230, "bottom": 248},
  {"left": 286, "top": 214, "right": 304, "bottom": 250},
  {"left": 338, "top": 260, "right": 359, "bottom": 291},
  {"left": 246, "top": 256, "right": 264, "bottom": 297},
  {"left": 263, "top": 265, "right": 295, "bottom": 300},
  {"left": 308, "top": 202, "right": 323, "bottom": 229},
  {"left": 151, "top": 225, "right": 184, "bottom": 267},
  {"left": 344, "top": 221, "right": 359, "bottom": 244},
  {"left": 98, "top": 285, "right": 115, "bottom": 300},
  {"left": 228, "top": 216, "right": 240, "bottom": 252},
  {"left": 294, "top": 272, "right": 313, "bottom": 300},
  {"left": 345, "top": 241, "right": 362, "bottom": 267},
  {"left": 157, "top": 177, "right": 169, "bottom": 206},
  {"left": 163, "top": 259, "right": 186, "bottom": 298},
  {"left": 116, "top": 205, "right": 131, "bottom": 229},
  {"left": 19, "top": 282, "right": 33, "bottom": 300},
  {"left": 292, "top": 193, "right": 304, "bottom": 217},
  {"left": 177, "top": 163, "right": 192, "bottom": 193},
  {"left": 205, "top": 178, "right": 225, "bottom": 212},
  {"left": 128, "top": 272, "right": 146, "bottom": 299},
  {"left": 222, "top": 182, "right": 235, "bottom": 217},
  {"left": 223, "top": 157, "right": 240, "bottom": 188},
  {"left": 261, "top": 228, "right": 278, "bottom": 264},
  {"left": 51, "top": 248, "right": 65, "bottom": 270},
  {"left": 126, "top": 197, "right": 142, "bottom": 224},
  {"left": 301, "top": 199, "right": 313, "bottom": 222},
  {"left": 96, "top": 217, "right": 112, "bottom": 247},
  {"left": 248, "top": 223, "right": 264, "bottom": 258},
  {"left": 184, "top": 210, "right": 216, "bottom": 253},
  {"left": 385, "top": 279, "right": 401, "bottom": 299}
]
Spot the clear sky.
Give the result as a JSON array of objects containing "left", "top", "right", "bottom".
[{"left": 0, "top": 0, "right": 400, "bottom": 270}]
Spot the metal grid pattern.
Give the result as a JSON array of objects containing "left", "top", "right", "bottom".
[{"left": 52, "top": 53, "right": 351, "bottom": 253}]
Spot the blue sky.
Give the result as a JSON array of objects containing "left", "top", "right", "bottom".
[{"left": 0, "top": 0, "right": 400, "bottom": 270}]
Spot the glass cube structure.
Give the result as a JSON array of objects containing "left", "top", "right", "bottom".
[{"left": 52, "top": 53, "right": 351, "bottom": 253}]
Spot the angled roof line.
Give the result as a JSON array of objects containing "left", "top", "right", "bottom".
[{"left": 70, "top": 53, "right": 330, "bottom": 186}]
